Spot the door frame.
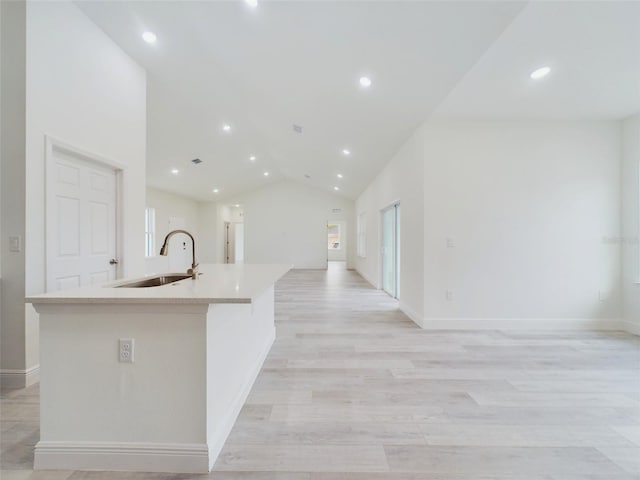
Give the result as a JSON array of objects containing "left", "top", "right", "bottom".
[
  {"left": 44, "top": 135, "right": 126, "bottom": 291},
  {"left": 224, "top": 221, "right": 232, "bottom": 264},
  {"left": 380, "top": 200, "right": 400, "bottom": 299},
  {"left": 327, "top": 220, "right": 347, "bottom": 267}
]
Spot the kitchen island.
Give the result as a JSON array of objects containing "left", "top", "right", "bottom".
[{"left": 27, "top": 263, "right": 291, "bottom": 473}]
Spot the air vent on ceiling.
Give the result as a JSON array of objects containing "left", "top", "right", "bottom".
[
  {"left": 191, "top": 158, "right": 202, "bottom": 165},
  {"left": 332, "top": 208, "right": 342, "bottom": 214}
]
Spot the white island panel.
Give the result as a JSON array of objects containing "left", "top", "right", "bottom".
[
  {"left": 39, "top": 308, "right": 208, "bottom": 444},
  {"left": 205, "top": 286, "right": 275, "bottom": 468},
  {"left": 29, "top": 264, "right": 290, "bottom": 473}
]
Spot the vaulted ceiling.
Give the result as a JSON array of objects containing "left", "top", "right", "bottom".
[{"left": 76, "top": 1, "right": 640, "bottom": 202}]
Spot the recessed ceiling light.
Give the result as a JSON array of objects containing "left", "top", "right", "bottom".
[
  {"left": 337, "top": 173, "right": 343, "bottom": 179},
  {"left": 171, "top": 168, "right": 179, "bottom": 174},
  {"left": 249, "top": 155, "right": 256, "bottom": 161},
  {"left": 530, "top": 66, "right": 551, "bottom": 80},
  {"left": 245, "top": 0, "right": 258, "bottom": 7},
  {"left": 212, "top": 188, "right": 219, "bottom": 193},
  {"left": 222, "top": 124, "right": 232, "bottom": 132},
  {"left": 359, "top": 76, "right": 372, "bottom": 88},
  {"left": 142, "top": 31, "right": 157, "bottom": 44},
  {"left": 234, "top": 204, "right": 240, "bottom": 208},
  {"left": 334, "top": 186, "right": 340, "bottom": 191},
  {"left": 263, "top": 171, "right": 270, "bottom": 177},
  {"left": 342, "top": 149, "right": 351, "bottom": 156}
]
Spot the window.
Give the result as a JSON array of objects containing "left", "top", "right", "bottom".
[
  {"left": 357, "top": 212, "right": 366, "bottom": 257},
  {"left": 327, "top": 223, "right": 341, "bottom": 250},
  {"left": 144, "top": 207, "right": 156, "bottom": 257}
]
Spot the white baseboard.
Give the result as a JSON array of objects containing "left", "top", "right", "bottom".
[
  {"left": 206, "top": 327, "right": 275, "bottom": 470},
  {"left": 622, "top": 320, "right": 640, "bottom": 336},
  {"left": 355, "top": 267, "right": 380, "bottom": 290},
  {"left": 34, "top": 441, "right": 209, "bottom": 473},
  {"left": 397, "top": 307, "right": 626, "bottom": 331},
  {"left": 399, "top": 302, "right": 424, "bottom": 328},
  {"left": 415, "top": 317, "right": 623, "bottom": 331},
  {"left": 0, "top": 365, "right": 40, "bottom": 388}
]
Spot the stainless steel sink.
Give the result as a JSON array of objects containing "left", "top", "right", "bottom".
[{"left": 114, "top": 274, "right": 193, "bottom": 288}]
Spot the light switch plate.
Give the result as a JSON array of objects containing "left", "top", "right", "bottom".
[{"left": 9, "top": 236, "right": 21, "bottom": 253}]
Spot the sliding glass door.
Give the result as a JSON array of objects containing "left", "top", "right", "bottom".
[{"left": 381, "top": 203, "right": 400, "bottom": 299}]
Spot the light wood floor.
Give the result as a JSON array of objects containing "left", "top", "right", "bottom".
[{"left": 2, "top": 264, "right": 639, "bottom": 479}]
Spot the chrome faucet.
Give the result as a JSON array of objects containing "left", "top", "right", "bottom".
[{"left": 159, "top": 229, "right": 199, "bottom": 279}]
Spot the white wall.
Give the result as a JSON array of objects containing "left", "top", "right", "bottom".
[
  {"left": 621, "top": 114, "right": 640, "bottom": 334},
  {"left": 16, "top": 1, "right": 146, "bottom": 381},
  {"left": 198, "top": 202, "right": 218, "bottom": 264},
  {"left": 26, "top": 1, "right": 146, "bottom": 294},
  {"left": 144, "top": 190, "right": 219, "bottom": 272},
  {"left": 355, "top": 128, "right": 425, "bottom": 324},
  {"left": 356, "top": 120, "right": 623, "bottom": 329},
  {"left": 243, "top": 181, "right": 355, "bottom": 269},
  {"left": 145, "top": 187, "right": 200, "bottom": 274},
  {"left": 0, "top": 1, "right": 28, "bottom": 377},
  {"left": 422, "top": 121, "right": 621, "bottom": 326}
]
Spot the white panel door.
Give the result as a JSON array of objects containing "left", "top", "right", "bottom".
[
  {"left": 47, "top": 147, "right": 117, "bottom": 292},
  {"left": 225, "top": 222, "right": 235, "bottom": 264}
]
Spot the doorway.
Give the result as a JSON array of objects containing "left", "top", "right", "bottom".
[
  {"left": 224, "top": 222, "right": 235, "bottom": 264},
  {"left": 381, "top": 203, "right": 400, "bottom": 299},
  {"left": 45, "top": 138, "right": 121, "bottom": 292},
  {"left": 327, "top": 221, "right": 347, "bottom": 270},
  {"left": 224, "top": 221, "right": 245, "bottom": 264}
]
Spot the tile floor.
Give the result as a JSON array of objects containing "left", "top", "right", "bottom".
[{"left": 1, "top": 265, "right": 639, "bottom": 479}]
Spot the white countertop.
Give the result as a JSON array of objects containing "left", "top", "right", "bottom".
[{"left": 26, "top": 263, "right": 292, "bottom": 305}]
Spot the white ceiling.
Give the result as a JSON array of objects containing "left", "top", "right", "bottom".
[
  {"left": 434, "top": 1, "right": 640, "bottom": 120},
  {"left": 75, "top": 1, "right": 639, "bottom": 202}
]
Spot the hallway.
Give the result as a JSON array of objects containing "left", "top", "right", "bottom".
[{"left": 1, "top": 268, "right": 639, "bottom": 479}]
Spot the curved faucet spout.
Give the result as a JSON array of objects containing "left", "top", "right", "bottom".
[{"left": 159, "top": 229, "right": 198, "bottom": 279}]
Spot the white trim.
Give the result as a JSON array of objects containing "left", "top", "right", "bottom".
[
  {"left": 622, "top": 320, "right": 640, "bottom": 336},
  {"left": 34, "top": 441, "right": 209, "bottom": 473},
  {"left": 292, "top": 267, "right": 331, "bottom": 271},
  {"left": 355, "top": 267, "right": 380, "bottom": 290},
  {"left": 45, "top": 135, "right": 126, "bottom": 171},
  {"left": 356, "top": 270, "right": 625, "bottom": 333},
  {"left": 0, "top": 365, "right": 40, "bottom": 388},
  {"left": 206, "top": 327, "right": 275, "bottom": 470},
  {"left": 414, "top": 317, "right": 624, "bottom": 331},
  {"left": 399, "top": 302, "right": 424, "bottom": 328},
  {"left": 44, "top": 135, "right": 126, "bottom": 290}
]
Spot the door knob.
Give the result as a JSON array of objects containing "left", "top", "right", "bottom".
[{"left": 109, "top": 258, "right": 119, "bottom": 265}]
